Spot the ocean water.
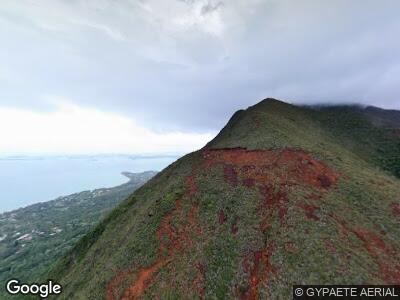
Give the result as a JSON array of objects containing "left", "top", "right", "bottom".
[{"left": 0, "top": 155, "right": 179, "bottom": 213}]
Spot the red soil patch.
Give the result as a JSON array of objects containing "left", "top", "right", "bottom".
[
  {"left": 203, "top": 147, "right": 339, "bottom": 223},
  {"left": 203, "top": 148, "right": 339, "bottom": 189},
  {"left": 119, "top": 199, "right": 183, "bottom": 300},
  {"left": 278, "top": 207, "right": 288, "bottom": 221},
  {"left": 108, "top": 175, "right": 202, "bottom": 300},
  {"left": 231, "top": 216, "right": 239, "bottom": 234},
  {"left": 391, "top": 202, "right": 400, "bottom": 217},
  {"left": 318, "top": 174, "right": 333, "bottom": 188},
  {"left": 243, "top": 177, "right": 255, "bottom": 187},
  {"left": 240, "top": 245, "right": 277, "bottom": 300},
  {"left": 330, "top": 214, "right": 400, "bottom": 284},
  {"left": 109, "top": 148, "right": 340, "bottom": 298},
  {"left": 352, "top": 229, "right": 391, "bottom": 255},
  {"left": 308, "top": 193, "right": 322, "bottom": 201},
  {"left": 218, "top": 209, "right": 227, "bottom": 225},
  {"left": 121, "top": 259, "right": 168, "bottom": 300},
  {"left": 380, "top": 265, "right": 400, "bottom": 284},
  {"left": 297, "top": 202, "right": 320, "bottom": 221},
  {"left": 258, "top": 185, "right": 289, "bottom": 227},
  {"left": 203, "top": 148, "right": 339, "bottom": 298},
  {"left": 106, "top": 270, "right": 132, "bottom": 300},
  {"left": 224, "top": 165, "right": 239, "bottom": 186},
  {"left": 192, "top": 262, "right": 206, "bottom": 299},
  {"left": 352, "top": 228, "right": 400, "bottom": 283},
  {"left": 259, "top": 220, "right": 272, "bottom": 233},
  {"left": 186, "top": 175, "right": 198, "bottom": 197},
  {"left": 188, "top": 203, "right": 202, "bottom": 235}
]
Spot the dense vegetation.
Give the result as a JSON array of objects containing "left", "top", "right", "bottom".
[
  {"left": 309, "top": 105, "right": 400, "bottom": 178},
  {"left": 0, "top": 171, "right": 155, "bottom": 299},
  {"left": 42, "top": 99, "right": 400, "bottom": 299}
]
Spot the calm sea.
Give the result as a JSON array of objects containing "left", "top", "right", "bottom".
[{"left": 0, "top": 155, "right": 179, "bottom": 213}]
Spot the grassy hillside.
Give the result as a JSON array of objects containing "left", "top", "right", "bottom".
[
  {"left": 0, "top": 171, "right": 155, "bottom": 299},
  {"left": 48, "top": 99, "right": 400, "bottom": 299}
]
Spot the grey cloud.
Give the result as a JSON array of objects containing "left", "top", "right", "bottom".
[
  {"left": 201, "top": 1, "right": 223, "bottom": 16},
  {"left": 0, "top": 0, "right": 399, "bottom": 132}
]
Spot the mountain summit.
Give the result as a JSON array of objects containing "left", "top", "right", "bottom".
[{"left": 50, "top": 99, "right": 400, "bottom": 299}]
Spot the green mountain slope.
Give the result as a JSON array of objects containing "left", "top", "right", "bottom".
[
  {"left": 0, "top": 171, "right": 155, "bottom": 299},
  {"left": 49, "top": 99, "right": 400, "bottom": 299}
]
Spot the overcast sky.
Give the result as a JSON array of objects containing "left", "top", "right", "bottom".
[{"left": 0, "top": 0, "right": 399, "bottom": 155}]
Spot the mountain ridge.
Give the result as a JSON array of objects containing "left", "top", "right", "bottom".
[{"left": 47, "top": 98, "right": 400, "bottom": 299}]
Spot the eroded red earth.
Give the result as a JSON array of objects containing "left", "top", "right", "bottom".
[
  {"left": 107, "top": 176, "right": 203, "bottom": 300},
  {"left": 240, "top": 245, "right": 277, "bottom": 300},
  {"left": 202, "top": 148, "right": 339, "bottom": 299},
  {"left": 107, "top": 148, "right": 354, "bottom": 300},
  {"left": 331, "top": 215, "right": 400, "bottom": 284},
  {"left": 391, "top": 202, "right": 400, "bottom": 218},
  {"left": 202, "top": 148, "right": 339, "bottom": 191}
]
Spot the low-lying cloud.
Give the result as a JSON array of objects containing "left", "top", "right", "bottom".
[{"left": 0, "top": 101, "right": 215, "bottom": 155}]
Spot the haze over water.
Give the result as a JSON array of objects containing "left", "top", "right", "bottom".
[{"left": 0, "top": 155, "right": 178, "bottom": 213}]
